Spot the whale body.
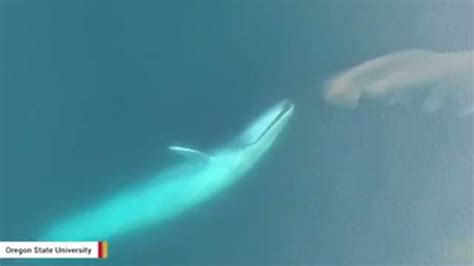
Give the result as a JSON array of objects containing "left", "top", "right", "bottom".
[{"left": 41, "top": 100, "right": 295, "bottom": 241}]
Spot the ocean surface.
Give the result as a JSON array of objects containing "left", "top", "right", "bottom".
[{"left": 2, "top": 1, "right": 473, "bottom": 265}]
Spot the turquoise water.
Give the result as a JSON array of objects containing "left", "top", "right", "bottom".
[{"left": 2, "top": 1, "right": 472, "bottom": 265}]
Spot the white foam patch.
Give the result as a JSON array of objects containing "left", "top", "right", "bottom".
[{"left": 324, "top": 49, "right": 473, "bottom": 117}]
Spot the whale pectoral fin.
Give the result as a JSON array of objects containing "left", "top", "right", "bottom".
[{"left": 168, "top": 146, "right": 210, "bottom": 162}]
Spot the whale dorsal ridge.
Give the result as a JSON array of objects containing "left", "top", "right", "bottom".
[{"left": 168, "top": 145, "right": 210, "bottom": 162}]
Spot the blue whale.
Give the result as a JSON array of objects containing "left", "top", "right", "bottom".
[{"left": 41, "top": 100, "right": 295, "bottom": 241}]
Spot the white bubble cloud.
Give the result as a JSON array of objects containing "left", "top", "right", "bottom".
[{"left": 324, "top": 49, "right": 473, "bottom": 117}]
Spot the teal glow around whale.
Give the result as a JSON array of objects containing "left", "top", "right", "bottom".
[{"left": 41, "top": 100, "right": 295, "bottom": 241}]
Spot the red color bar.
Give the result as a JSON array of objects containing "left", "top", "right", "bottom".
[{"left": 98, "top": 241, "right": 103, "bottom": 258}]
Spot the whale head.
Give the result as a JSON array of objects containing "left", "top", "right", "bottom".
[{"left": 236, "top": 99, "right": 295, "bottom": 160}]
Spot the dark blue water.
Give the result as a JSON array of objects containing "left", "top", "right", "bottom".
[{"left": 2, "top": 1, "right": 473, "bottom": 265}]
